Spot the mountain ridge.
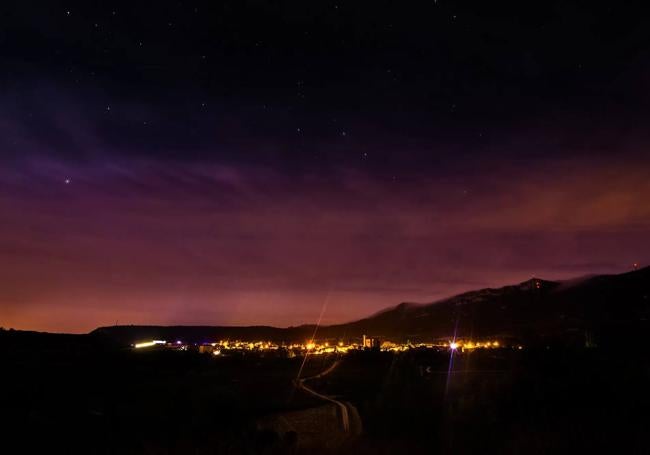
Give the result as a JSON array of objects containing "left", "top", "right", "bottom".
[{"left": 89, "top": 266, "right": 650, "bottom": 346}]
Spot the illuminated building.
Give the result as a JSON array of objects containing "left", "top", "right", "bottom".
[{"left": 362, "top": 334, "right": 380, "bottom": 350}]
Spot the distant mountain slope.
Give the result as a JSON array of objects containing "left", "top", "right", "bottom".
[
  {"left": 92, "top": 267, "right": 650, "bottom": 346},
  {"left": 321, "top": 267, "right": 650, "bottom": 344},
  {"left": 91, "top": 324, "right": 316, "bottom": 346}
]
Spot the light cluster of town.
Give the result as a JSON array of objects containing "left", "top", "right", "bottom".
[{"left": 134, "top": 335, "right": 520, "bottom": 356}]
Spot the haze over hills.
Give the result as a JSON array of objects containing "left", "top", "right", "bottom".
[{"left": 89, "top": 266, "right": 650, "bottom": 347}]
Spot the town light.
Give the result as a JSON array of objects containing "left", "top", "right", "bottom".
[{"left": 134, "top": 340, "right": 165, "bottom": 349}]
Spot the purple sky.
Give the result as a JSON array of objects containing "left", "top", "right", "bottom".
[{"left": 2, "top": 152, "right": 648, "bottom": 333}]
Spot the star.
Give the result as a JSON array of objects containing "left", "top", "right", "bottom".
[{"left": 64, "top": 178, "right": 71, "bottom": 184}]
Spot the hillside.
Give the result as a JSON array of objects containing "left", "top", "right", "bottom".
[{"left": 92, "top": 267, "right": 650, "bottom": 346}]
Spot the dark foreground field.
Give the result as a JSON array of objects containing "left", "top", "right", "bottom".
[
  {"left": 2, "top": 330, "right": 649, "bottom": 454},
  {"left": 0, "top": 330, "right": 328, "bottom": 454},
  {"left": 319, "top": 348, "right": 650, "bottom": 454}
]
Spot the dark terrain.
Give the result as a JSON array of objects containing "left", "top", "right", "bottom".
[
  {"left": 2, "top": 331, "right": 649, "bottom": 454},
  {"left": 0, "top": 330, "right": 331, "bottom": 454},
  {"left": 319, "top": 347, "right": 650, "bottom": 454},
  {"left": 3, "top": 267, "right": 649, "bottom": 453}
]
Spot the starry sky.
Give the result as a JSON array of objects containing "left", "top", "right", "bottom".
[{"left": 1, "top": 1, "right": 649, "bottom": 333}]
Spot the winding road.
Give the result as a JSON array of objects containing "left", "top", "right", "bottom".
[{"left": 296, "top": 359, "right": 350, "bottom": 432}]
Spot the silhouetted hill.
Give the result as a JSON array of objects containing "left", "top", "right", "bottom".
[
  {"left": 91, "top": 324, "right": 317, "bottom": 345},
  {"left": 92, "top": 267, "right": 650, "bottom": 347},
  {"left": 323, "top": 267, "right": 650, "bottom": 344}
]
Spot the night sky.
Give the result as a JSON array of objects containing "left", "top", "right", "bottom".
[{"left": 1, "top": 1, "right": 649, "bottom": 333}]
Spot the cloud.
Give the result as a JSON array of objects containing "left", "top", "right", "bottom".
[{"left": 0, "top": 154, "right": 648, "bottom": 332}]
